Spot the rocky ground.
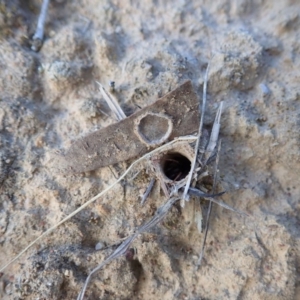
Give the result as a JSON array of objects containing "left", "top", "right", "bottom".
[{"left": 0, "top": 0, "right": 299, "bottom": 299}]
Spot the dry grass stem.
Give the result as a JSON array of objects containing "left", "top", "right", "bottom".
[
  {"left": 141, "top": 178, "right": 156, "bottom": 205},
  {"left": 182, "top": 62, "right": 210, "bottom": 205},
  {"left": 97, "top": 81, "right": 126, "bottom": 121},
  {"left": 197, "top": 139, "right": 221, "bottom": 267},
  {"left": 32, "top": 0, "right": 50, "bottom": 51}
]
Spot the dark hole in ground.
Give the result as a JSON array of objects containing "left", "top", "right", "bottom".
[{"left": 161, "top": 152, "right": 191, "bottom": 181}]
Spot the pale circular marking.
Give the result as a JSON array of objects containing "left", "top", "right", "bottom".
[{"left": 134, "top": 112, "right": 173, "bottom": 146}]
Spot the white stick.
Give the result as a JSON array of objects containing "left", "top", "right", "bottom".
[
  {"left": 32, "top": 0, "right": 50, "bottom": 51},
  {"left": 204, "top": 101, "right": 223, "bottom": 163},
  {"left": 97, "top": 81, "right": 126, "bottom": 121},
  {"left": 182, "top": 62, "right": 210, "bottom": 205}
]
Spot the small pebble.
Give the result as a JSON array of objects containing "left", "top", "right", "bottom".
[
  {"left": 259, "top": 83, "right": 270, "bottom": 98},
  {"left": 95, "top": 242, "right": 105, "bottom": 250},
  {"left": 5, "top": 282, "right": 13, "bottom": 295}
]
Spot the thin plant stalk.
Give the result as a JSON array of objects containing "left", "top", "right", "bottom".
[
  {"left": 141, "top": 178, "right": 155, "bottom": 205},
  {"left": 97, "top": 81, "right": 126, "bottom": 121},
  {"left": 182, "top": 62, "right": 210, "bottom": 205},
  {"left": 32, "top": 0, "right": 50, "bottom": 51},
  {"left": 197, "top": 140, "right": 222, "bottom": 267}
]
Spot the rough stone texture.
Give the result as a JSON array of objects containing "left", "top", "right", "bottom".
[{"left": 0, "top": 0, "right": 299, "bottom": 299}]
